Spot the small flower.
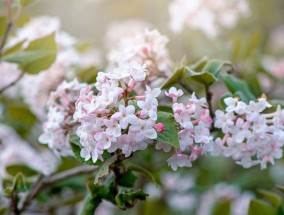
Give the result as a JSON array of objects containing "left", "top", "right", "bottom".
[
  {"left": 165, "top": 87, "right": 184, "bottom": 102},
  {"left": 167, "top": 152, "right": 192, "bottom": 171}
]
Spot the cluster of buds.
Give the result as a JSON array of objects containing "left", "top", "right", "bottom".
[
  {"left": 107, "top": 29, "right": 171, "bottom": 92},
  {"left": 74, "top": 63, "right": 162, "bottom": 163},
  {"left": 211, "top": 96, "right": 284, "bottom": 169},
  {"left": 39, "top": 79, "right": 86, "bottom": 156},
  {"left": 162, "top": 87, "right": 213, "bottom": 170}
]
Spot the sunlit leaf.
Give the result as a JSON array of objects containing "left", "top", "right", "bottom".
[
  {"left": 3, "top": 33, "right": 57, "bottom": 74},
  {"left": 94, "top": 155, "right": 117, "bottom": 184}
]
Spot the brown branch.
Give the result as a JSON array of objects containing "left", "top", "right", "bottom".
[
  {"left": 18, "top": 165, "right": 97, "bottom": 214},
  {"left": 204, "top": 84, "right": 214, "bottom": 119},
  {"left": 0, "top": 71, "right": 25, "bottom": 95}
]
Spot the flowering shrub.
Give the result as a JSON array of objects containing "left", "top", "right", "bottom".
[{"left": 0, "top": 0, "right": 284, "bottom": 214}]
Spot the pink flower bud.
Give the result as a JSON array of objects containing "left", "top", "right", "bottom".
[{"left": 153, "top": 123, "right": 165, "bottom": 133}]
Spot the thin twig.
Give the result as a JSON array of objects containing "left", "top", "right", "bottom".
[
  {"left": 0, "top": 71, "right": 25, "bottom": 95},
  {"left": 18, "top": 165, "right": 97, "bottom": 214},
  {"left": 0, "top": 1, "right": 14, "bottom": 54},
  {"left": 204, "top": 84, "right": 214, "bottom": 119}
]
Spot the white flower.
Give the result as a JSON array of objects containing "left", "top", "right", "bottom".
[
  {"left": 130, "top": 119, "right": 157, "bottom": 141},
  {"left": 156, "top": 142, "right": 172, "bottom": 153},
  {"left": 212, "top": 97, "right": 284, "bottom": 169},
  {"left": 165, "top": 87, "right": 184, "bottom": 102},
  {"left": 39, "top": 79, "right": 85, "bottom": 156},
  {"left": 224, "top": 97, "right": 238, "bottom": 112},
  {"left": 167, "top": 152, "right": 192, "bottom": 171},
  {"left": 111, "top": 105, "right": 137, "bottom": 129},
  {"left": 74, "top": 64, "right": 160, "bottom": 163}
]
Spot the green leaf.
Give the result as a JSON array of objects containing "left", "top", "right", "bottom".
[
  {"left": 202, "top": 59, "right": 231, "bottom": 77},
  {"left": 222, "top": 75, "right": 256, "bottom": 103},
  {"left": 127, "top": 166, "right": 157, "bottom": 185},
  {"left": 156, "top": 111, "right": 180, "bottom": 149},
  {"left": 0, "top": 16, "right": 7, "bottom": 37},
  {"left": 94, "top": 155, "right": 117, "bottom": 184},
  {"left": 88, "top": 180, "right": 115, "bottom": 203},
  {"left": 161, "top": 67, "right": 185, "bottom": 89},
  {"left": 15, "top": 173, "right": 28, "bottom": 193},
  {"left": 276, "top": 185, "right": 284, "bottom": 194},
  {"left": 184, "top": 68, "right": 217, "bottom": 85},
  {"left": 248, "top": 199, "right": 276, "bottom": 215},
  {"left": 161, "top": 58, "right": 232, "bottom": 89},
  {"left": 118, "top": 171, "right": 138, "bottom": 188},
  {"left": 0, "top": 207, "right": 7, "bottom": 215},
  {"left": 211, "top": 200, "right": 231, "bottom": 215},
  {"left": 258, "top": 189, "right": 282, "bottom": 208},
  {"left": 6, "top": 164, "right": 38, "bottom": 177},
  {"left": 76, "top": 66, "right": 99, "bottom": 84},
  {"left": 3, "top": 33, "right": 57, "bottom": 74},
  {"left": 5, "top": 173, "right": 29, "bottom": 196},
  {"left": 189, "top": 56, "right": 208, "bottom": 71},
  {"left": 69, "top": 134, "right": 96, "bottom": 166},
  {"left": 115, "top": 189, "right": 148, "bottom": 210},
  {"left": 79, "top": 195, "right": 101, "bottom": 215},
  {"left": 4, "top": 187, "right": 13, "bottom": 197},
  {"left": 1, "top": 40, "right": 25, "bottom": 57}
]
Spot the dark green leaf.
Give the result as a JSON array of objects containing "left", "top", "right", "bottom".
[
  {"left": 115, "top": 189, "right": 148, "bottom": 210},
  {"left": 248, "top": 199, "right": 276, "bottom": 215},
  {"left": 222, "top": 75, "right": 256, "bottom": 103},
  {"left": 118, "top": 171, "right": 138, "bottom": 187},
  {"left": 156, "top": 111, "right": 180, "bottom": 149},
  {"left": 211, "top": 200, "right": 231, "bottom": 215},
  {"left": 15, "top": 173, "right": 28, "bottom": 193},
  {"left": 127, "top": 165, "right": 157, "bottom": 185},
  {"left": 258, "top": 189, "right": 282, "bottom": 208},
  {"left": 79, "top": 195, "right": 101, "bottom": 215},
  {"left": 202, "top": 59, "right": 231, "bottom": 77},
  {"left": 6, "top": 164, "right": 38, "bottom": 177}
]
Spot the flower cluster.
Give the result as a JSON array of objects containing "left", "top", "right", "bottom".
[
  {"left": 168, "top": 0, "right": 250, "bottom": 38},
  {"left": 74, "top": 63, "right": 161, "bottom": 163},
  {"left": 107, "top": 29, "right": 171, "bottom": 91},
  {"left": 161, "top": 87, "right": 213, "bottom": 170},
  {"left": 39, "top": 79, "right": 86, "bottom": 156},
  {"left": 210, "top": 97, "right": 284, "bottom": 169}
]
